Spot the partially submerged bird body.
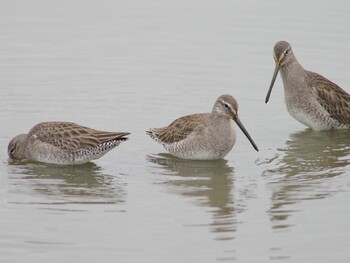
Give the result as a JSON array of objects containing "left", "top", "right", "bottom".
[
  {"left": 147, "top": 94, "right": 258, "bottom": 160},
  {"left": 266, "top": 41, "right": 350, "bottom": 131},
  {"left": 8, "top": 122, "right": 129, "bottom": 165},
  {"left": 148, "top": 113, "right": 236, "bottom": 160},
  {"left": 284, "top": 70, "right": 350, "bottom": 130}
]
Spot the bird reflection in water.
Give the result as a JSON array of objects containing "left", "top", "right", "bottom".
[
  {"left": 7, "top": 161, "right": 126, "bottom": 206},
  {"left": 147, "top": 153, "right": 236, "bottom": 240},
  {"left": 262, "top": 129, "right": 350, "bottom": 229}
]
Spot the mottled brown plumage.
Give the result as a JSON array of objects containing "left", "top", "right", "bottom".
[
  {"left": 310, "top": 72, "right": 350, "bottom": 125},
  {"left": 148, "top": 114, "right": 207, "bottom": 145},
  {"left": 8, "top": 121, "right": 129, "bottom": 165}
]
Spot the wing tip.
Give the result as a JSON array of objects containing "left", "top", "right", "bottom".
[{"left": 146, "top": 129, "right": 166, "bottom": 145}]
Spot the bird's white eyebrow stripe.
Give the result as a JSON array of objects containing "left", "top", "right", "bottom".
[
  {"left": 219, "top": 99, "right": 229, "bottom": 106},
  {"left": 219, "top": 99, "right": 237, "bottom": 114}
]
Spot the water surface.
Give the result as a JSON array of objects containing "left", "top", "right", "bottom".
[{"left": 1, "top": 0, "right": 350, "bottom": 262}]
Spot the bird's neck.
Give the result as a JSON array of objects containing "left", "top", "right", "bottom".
[
  {"left": 280, "top": 58, "right": 308, "bottom": 96},
  {"left": 209, "top": 113, "right": 231, "bottom": 127}
]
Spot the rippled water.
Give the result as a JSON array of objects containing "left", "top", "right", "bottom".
[{"left": 1, "top": 0, "right": 350, "bottom": 262}]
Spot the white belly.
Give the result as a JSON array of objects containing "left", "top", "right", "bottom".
[{"left": 287, "top": 103, "right": 346, "bottom": 131}]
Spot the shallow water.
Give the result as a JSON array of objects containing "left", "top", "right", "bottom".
[{"left": 1, "top": 0, "right": 350, "bottom": 262}]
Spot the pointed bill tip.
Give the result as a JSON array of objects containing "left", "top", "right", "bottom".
[
  {"left": 265, "top": 96, "right": 270, "bottom": 104},
  {"left": 234, "top": 117, "right": 259, "bottom": 152}
]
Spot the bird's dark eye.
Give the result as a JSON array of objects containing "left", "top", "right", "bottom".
[
  {"left": 10, "top": 147, "right": 15, "bottom": 155},
  {"left": 285, "top": 49, "right": 290, "bottom": 55},
  {"left": 224, "top": 103, "right": 229, "bottom": 109}
]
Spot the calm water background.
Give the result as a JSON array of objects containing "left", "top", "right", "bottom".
[{"left": 1, "top": 0, "right": 350, "bottom": 262}]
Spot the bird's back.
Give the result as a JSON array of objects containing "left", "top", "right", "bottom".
[{"left": 26, "top": 121, "right": 129, "bottom": 164}]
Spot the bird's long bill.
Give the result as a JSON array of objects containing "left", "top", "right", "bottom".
[
  {"left": 265, "top": 62, "right": 280, "bottom": 103},
  {"left": 234, "top": 117, "right": 259, "bottom": 152}
]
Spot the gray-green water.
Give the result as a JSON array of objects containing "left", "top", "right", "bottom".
[{"left": 1, "top": 0, "right": 350, "bottom": 262}]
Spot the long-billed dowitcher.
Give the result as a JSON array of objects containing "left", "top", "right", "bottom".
[
  {"left": 265, "top": 40, "right": 350, "bottom": 130},
  {"left": 147, "top": 94, "right": 258, "bottom": 160},
  {"left": 8, "top": 121, "right": 129, "bottom": 165}
]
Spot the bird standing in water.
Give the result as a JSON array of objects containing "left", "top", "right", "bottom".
[
  {"left": 8, "top": 121, "right": 129, "bottom": 165},
  {"left": 147, "top": 94, "right": 258, "bottom": 160},
  {"left": 265, "top": 40, "right": 350, "bottom": 130}
]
